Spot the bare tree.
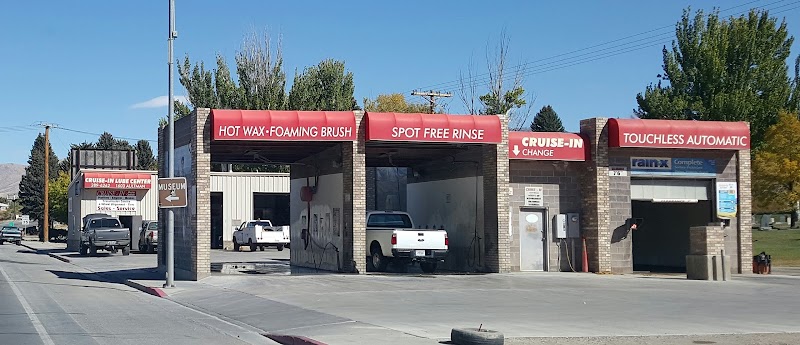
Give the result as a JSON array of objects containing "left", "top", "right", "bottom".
[
  {"left": 236, "top": 30, "right": 286, "bottom": 110},
  {"left": 457, "top": 29, "right": 534, "bottom": 129}
]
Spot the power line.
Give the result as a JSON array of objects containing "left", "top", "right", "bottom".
[
  {"left": 410, "top": 0, "right": 795, "bottom": 93},
  {"left": 54, "top": 126, "right": 157, "bottom": 143}
]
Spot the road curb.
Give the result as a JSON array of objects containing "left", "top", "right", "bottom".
[
  {"left": 123, "top": 279, "right": 169, "bottom": 298},
  {"left": 264, "top": 334, "right": 327, "bottom": 345},
  {"left": 19, "top": 242, "right": 72, "bottom": 263}
]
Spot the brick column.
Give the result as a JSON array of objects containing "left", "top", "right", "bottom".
[
  {"left": 342, "top": 111, "right": 367, "bottom": 273},
  {"left": 191, "top": 108, "right": 212, "bottom": 279},
  {"left": 482, "top": 112, "right": 511, "bottom": 273},
  {"left": 736, "top": 148, "right": 752, "bottom": 274},
  {"left": 579, "top": 118, "right": 612, "bottom": 273}
]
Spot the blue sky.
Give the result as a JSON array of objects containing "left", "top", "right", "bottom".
[{"left": 1, "top": 0, "right": 798, "bottom": 164}]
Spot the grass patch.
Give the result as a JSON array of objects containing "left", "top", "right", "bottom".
[{"left": 753, "top": 229, "right": 800, "bottom": 267}]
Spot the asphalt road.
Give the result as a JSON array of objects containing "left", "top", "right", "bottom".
[{"left": 0, "top": 243, "right": 273, "bottom": 345}]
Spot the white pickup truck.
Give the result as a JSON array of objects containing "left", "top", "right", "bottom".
[
  {"left": 366, "top": 211, "right": 448, "bottom": 273},
  {"left": 233, "top": 220, "right": 290, "bottom": 252}
]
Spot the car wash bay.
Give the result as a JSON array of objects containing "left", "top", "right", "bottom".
[
  {"left": 602, "top": 118, "right": 751, "bottom": 274},
  {"left": 364, "top": 112, "right": 507, "bottom": 272}
]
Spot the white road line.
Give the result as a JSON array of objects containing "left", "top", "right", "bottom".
[{"left": 0, "top": 264, "right": 56, "bottom": 345}]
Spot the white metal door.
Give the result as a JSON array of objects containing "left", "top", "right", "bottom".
[{"left": 520, "top": 209, "right": 545, "bottom": 271}]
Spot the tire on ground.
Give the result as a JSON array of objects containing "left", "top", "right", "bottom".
[{"left": 450, "top": 327, "right": 504, "bottom": 345}]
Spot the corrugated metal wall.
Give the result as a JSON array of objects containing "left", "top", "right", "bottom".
[{"left": 210, "top": 172, "right": 290, "bottom": 247}]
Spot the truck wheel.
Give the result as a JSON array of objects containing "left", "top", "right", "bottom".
[
  {"left": 233, "top": 238, "right": 240, "bottom": 252},
  {"left": 276, "top": 245, "right": 284, "bottom": 251},
  {"left": 248, "top": 239, "right": 256, "bottom": 252},
  {"left": 122, "top": 246, "right": 130, "bottom": 256},
  {"left": 420, "top": 262, "right": 438, "bottom": 274},
  {"left": 0, "top": 240, "right": 4, "bottom": 245},
  {"left": 259, "top": 245, "right": 265, "bottom": 251},
  {"left": 450, "top": 327, "right": 504, "bottom": 345},
  {"left": 79, "top": 244, "right": 87, "bottom": 256},
  {"left": 89, "top": 242, "right": 97, "bottom": 256},
  {"left": 369, "top": 245, "right": 388, "bottom": 272},
  {"left": 147, "top": 243, "right": 155, "bottom": 254}
]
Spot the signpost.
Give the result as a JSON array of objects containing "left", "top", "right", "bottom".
[{"left": 158, "top": 177, "right": 187, "bottom": 208}]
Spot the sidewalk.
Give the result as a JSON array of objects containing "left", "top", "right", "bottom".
[{"left": 22, "top": 240, "right": 800, "bottom": 344}]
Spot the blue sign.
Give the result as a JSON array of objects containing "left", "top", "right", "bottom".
[{"left": 630, "top": 157, "right": 716, "bottom": 176}]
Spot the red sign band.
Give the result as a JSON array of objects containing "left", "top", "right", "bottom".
[
  {"left": 83, "top": 172, "right": 152, "bottom": 190},
  {"left": 509, "top": 132, "right": 587, "bottom": 161},
  {"left": 212, "top": 109, "right": 357, "bottom": 141},
  {"left": 608, "top": 119, "right": 750, "bottom": 150},
  {"left": 366, "top": 112, "right": 502, "bottom": 144}
]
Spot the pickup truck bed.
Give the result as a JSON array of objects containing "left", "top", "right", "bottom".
[{"left": 366, "top": 212, "right": 448, "bottom": 273}]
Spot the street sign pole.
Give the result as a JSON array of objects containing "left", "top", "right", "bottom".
[{"left": 166, "top": 0, "right": 176, "bottom": 288}]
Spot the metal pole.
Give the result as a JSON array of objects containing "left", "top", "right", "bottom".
[
  {"left": 165, "top": 0, "right": 176, "bottom": 288},
  {"left": 43, "top": 125, "right": 50, "bottom": 243}
]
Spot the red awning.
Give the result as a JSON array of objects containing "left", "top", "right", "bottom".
[
  {"left": 211, "top": 109, "right": 356, "bottom": 141},
  {"left": 509, "top": 132, "right": 587, "bottom": 161},
  {"left": 83, "top": 172, "right": 152, "bottom": 189},
  {"left": 608, "top": 118, "right": 750, "bottom": 150},
  {"left": 365, "top": 112, "right": 502, "bottom": 144}
]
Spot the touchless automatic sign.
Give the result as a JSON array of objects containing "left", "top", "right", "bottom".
[
  {"left": 630, "top": 157, "right": 716, "bottom": 176},
  {"left": 608, "top": 118, "right": 750, "bottom": 150}
]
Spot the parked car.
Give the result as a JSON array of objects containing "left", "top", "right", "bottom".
[
  {"left": 80, "top": 216, "right": 130, "bottom": 256},
  {"left": 233, "top": 220, "right": 290, "bottom": 252},
  {"left": 138, "top": 220, "right": 158, "bottom": 253},
  {"left": 0, "top": 226, "right": 22, "bottom": 245},
  {"left": 366, "top": 211, "right": 448, "bottom": 273}
]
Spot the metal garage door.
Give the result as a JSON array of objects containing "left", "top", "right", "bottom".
[{"left": 630, "top": 179, "right": 710, "bottom": 201}]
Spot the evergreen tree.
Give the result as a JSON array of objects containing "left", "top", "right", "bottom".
[
  {"left": 18, "top": 134, "right": 59, "bottom": 225},
  {"left": 135, "top": 140, "right": 157, "bottom": 170},
  {"left": 530, "top": 105, "right": 565, "bottom": 132}
]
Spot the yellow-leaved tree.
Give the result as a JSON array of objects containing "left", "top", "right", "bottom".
[{"left": 753, "top": 111, "right": 800, "bottom": 227}]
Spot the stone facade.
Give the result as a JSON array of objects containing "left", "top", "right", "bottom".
[{"left": 344, "top": 111, "right": 367, "bottom": 273}]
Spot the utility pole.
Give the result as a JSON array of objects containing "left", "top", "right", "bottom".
[
  {"left": 411, "top": 90, "right": 452, "bottom": 113},
  {"left": 43, "top": 124, "right": 50, "bottom": 243},
  {"left": 165, "top": 0, "right": 177, "bottom": 288}
]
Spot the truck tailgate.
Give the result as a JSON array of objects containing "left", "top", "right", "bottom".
[
  {"left": 94, "top": 228, "right": 130, "bottom": 241},
  {"left": 395, "top": 230, "right": 447, "bottom": 250}
]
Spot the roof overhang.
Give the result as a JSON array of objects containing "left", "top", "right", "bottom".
[
  {"left": 365, "top": 112, "right": 502, "bottom": 144},
  {"left": 211, "top": 109, "right": 357, "bottom": 141}
]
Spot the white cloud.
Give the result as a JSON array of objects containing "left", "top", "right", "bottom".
[{"left": 131, "top": 95, "right": 190, "bottom": 109}]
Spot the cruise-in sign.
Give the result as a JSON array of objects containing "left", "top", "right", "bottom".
[
  {"left": 158, "top": 177, "right": 187, "bottom": 208},
  {"left": 509, "top": 132, "right": 587, "bottom": 161}
]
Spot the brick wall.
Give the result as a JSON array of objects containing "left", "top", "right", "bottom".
[
  {"left": 737, "top": 148, "right": 752, "bottom": 274},
  {"left": 689, "top": 225, "right": 725, "bottom": 255},
  {"left": 509, "top": 160, "right": 583, "bottom": 272},
  {"left": 579, "top": 118, "right": 612, "bottom": 273}
]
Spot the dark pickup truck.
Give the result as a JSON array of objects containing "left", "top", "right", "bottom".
[
  {"left": 0, "top": 226, "right": 22, "bottom": 245},
  {"left": 80, "top": 215, "right": 131, "bottom": 256}
]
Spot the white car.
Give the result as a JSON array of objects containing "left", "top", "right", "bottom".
[
  {"left": 233, "top": 220, "right": 290, "bottom": 252},
  {"left": 366, "top": 211, "right": 448, "bottom": 273}
]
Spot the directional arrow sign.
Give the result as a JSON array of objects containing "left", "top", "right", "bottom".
[
  {"left": 512, "top": 145, "right": 520, "bottom": 156},
  {"left": 158, "top": 177, "right": 187, "bottom": 208}
]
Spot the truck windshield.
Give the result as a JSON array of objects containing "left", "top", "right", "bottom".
[
  {"left": 247, "top": 221, "right": 272, "bottom": 228},
  {"left": 148, "top": 222, "right": 159, "bottom": 230},
  {"left": 367, "top": 214, "right": 413, "bottom": 228},
  {"left": 90, "top": 219, "right": 121, "bottom": 228}
]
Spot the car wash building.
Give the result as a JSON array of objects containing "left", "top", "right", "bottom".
[
  {"left": 159, "top": 109, "right": 752, "bottom": 280},
  {"left": 67, "top": 169, "right": 159, "bottom": 251}
]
